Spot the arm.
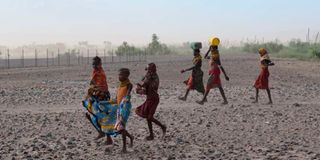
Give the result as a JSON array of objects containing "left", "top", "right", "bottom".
[
  {"left": 181, "top": 60, "right": 201, "bottom": 73},
  {"left": 204, "top": 46, "right": 212, "bottom": 59},
  {"left": 126, "top": 83, "right": 133, "bottom": 97},
  {"left": 219, "top": 65, "right": 230, "bottom": 81},
  {"left": 181, "top": 65, "right": 195, "bottom": 73}
]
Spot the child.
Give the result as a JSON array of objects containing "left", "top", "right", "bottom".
[
  {"left": 85, "top": 56, "right": 110, "bottom": 140},
  {"left": 253, "top": 48, "right": 274, "bottom": 104},
  {"left": 196, "top": 37, "right": 229, "bottom": 105},
  {"left": 179, "top": 48, "right": 205, "bottom": 101},
  {"left": 84, "top": 68, "right": 134, "bottom": 153},
  {"left": 135, "top": 63, "right": 167, "bottom": 140},
  {"left": 109, "top": 68, "right": 134, "bottom": 152},
  {"left": 88, "top": 56, "right": 110, "bottom": 100}
]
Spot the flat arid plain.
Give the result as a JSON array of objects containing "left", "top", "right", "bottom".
[{"left": 0, "top": 54, "right": 319, "bottom": 159}]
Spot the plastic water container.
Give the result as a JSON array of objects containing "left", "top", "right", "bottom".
[
  {"left": 209, "top": 37, "right": 220, "bottom": 46},
  {"left": 190, "top": 42, "right": 202, "bottom": 50}
]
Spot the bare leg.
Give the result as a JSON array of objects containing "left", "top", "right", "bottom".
[
  {"left": 266, "top": 88, "right": 273, "bottom": 104},
  {"left": 146, "top": 120, "right": 154, "bottom": 140},
  {"left": 179, "top": 89, "right": 190, "bottom": 101},
  {"left": 253, "top": 88, "right": 259, "bottom": 103},
  {"left": 196, "top": 90, "right": 209, "bottom": 105},
  {"left": 105, "top": 135, "right": 113, "bottom": 145},
  {"left": 121, "top": 130, "right": 127, "bottom": 153},
  {"left": 85, "top": 113, "right": 105, "bottom": 140},
  {"left": 218, "top": 86, "right": 228, "bottom": 104},
  {"left": 124, "top": 130, "right": 134, "bottom": 148},
  {"left": 151, "top": 118, "right": 166, "bottom": 139}
]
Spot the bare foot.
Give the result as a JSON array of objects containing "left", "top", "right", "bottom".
[
  {"left": 178, "top": 97, "right": 186, "bottom": 101},
  {"left": 145, "top": 135, "right": 154, "bottom": 141},
  {"left": 196, "top": 100, "right": 204, "bottom": 105},
  {"left": 85, "top": 113, "right": 91, "bottom": 120},
  {"left": 222, "top": 101, "right": 228, "bottom": 105},
  {"left": 122, "top": 148, "right": 127, "bottom": 153},
  {"left": 204, "top": 98, "right": 208, "bottom": 102},
  {"left": 267, "top": 101, "right": 273, "bottom": 105},
  {"left": 94, "top": 133, "right": 105, "bottom": 140},
  {"left": 105, "top": 138, "right": 113, "bottom": 145},
  {"left": 162, "top": 126, "right": 167, "bottom": 139}
]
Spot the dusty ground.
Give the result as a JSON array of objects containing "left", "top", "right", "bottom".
[{"left": 0, "top": 54, "right": 320, "bottom": 160}]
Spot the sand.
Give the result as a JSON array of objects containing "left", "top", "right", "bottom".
[{"left": 0, "top": 54, "right": 320, "bottom": 159}]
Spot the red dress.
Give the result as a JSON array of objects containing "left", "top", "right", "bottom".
[
  {"left": 254, "top": 65, "right": 269, "bottom": 89},
  {"left": 206, "top": 63, "right": 221, "bottom": 90},
  {"left": 135, "top": 72, "right": 160, "bottom": 120}
]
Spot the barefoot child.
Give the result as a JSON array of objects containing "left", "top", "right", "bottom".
[
  {"left": 197, "top": 37, "right": 229, "bottom": 105},
  {"left": 179, "top": 43, "right": 205, "bottom": 101},
  {"left": 135, "top": 63, "right": 167, "bottom": 140},
  {"left": 113, "top": 68, "right": 134, "bottom": 152},
  {"left": 253, "top": 48, "right": 274, "bottom": 104},
  {"left": 83, "top": 68, "right": 134, "bottom": 153}
]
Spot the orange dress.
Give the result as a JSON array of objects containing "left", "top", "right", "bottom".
[{"left": 91, "top": 66, "right": 108, "bottom": 92}]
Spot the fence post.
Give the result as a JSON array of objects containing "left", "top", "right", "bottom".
[
  {"left": 7, "top": 49, "right": 10, "bottom": 69},
  {"left": 68, "top": 49, "right": 70, "bottom": 66},
  {"left": 46, "top": 48, "right": 49, "bottom": 67},
  {"left": 87, "top": 49, "right": 89, "bottom": 64},
  {"left": 22, "top": 49, "right": 24, "bottom": 68},
  {"left": 111, "top": 50, "right": 114, "bottom": 63},
  {"left": 103, "top": 49, "right": 106, "bottom": 64},
  {"left": 35, "top": 49, "right": 38, "bottom": 67},
  {"left": 81, "top": 51, "right": 83, "bottom": 64},
  {"left": 52, "top": 51, "right": 54, "bottom": 66},
  {"left": 144, "top": 49, "right": 146, "bottom": 62},
  {"left": 58, "top": 48, "right": 61, "bottom": 66},
  {"left": 78, "top": 49, "right": 80, "bottom": 65},
  {"left": 96, "top": 49, "right": 98, "bottom": 57}
]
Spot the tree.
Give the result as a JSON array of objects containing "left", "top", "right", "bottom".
[
  {"left": 115, "top": 41, "right": 142, "bottom": 56},
  {"left": 147, "top": 34, "right": 172, "bottom": 55}
]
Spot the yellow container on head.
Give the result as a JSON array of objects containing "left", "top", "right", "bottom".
[{"left": 209, "top": 37, "right": 220, "bottom": 46}]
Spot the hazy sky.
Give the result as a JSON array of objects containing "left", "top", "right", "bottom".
[{"left": 0, "top": 0, "right": 320, "bottom": 46}]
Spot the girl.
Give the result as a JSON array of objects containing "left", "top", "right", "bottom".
[
  {"left": 197, "top": 38, "right": 229, "bottom": 105},
  {"left": 89, "top": 56, "right": 110, "bottom": 100},
  {"left": 135, "top": 63, "right": 167, "bottom": 141},
  {"left": 179, "top": 48, "right": 205, "bottom": 101},
  {"left": 253, "top": 48, "right": 274, "bottom": 104}
]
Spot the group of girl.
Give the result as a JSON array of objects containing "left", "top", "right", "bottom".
[
  {"left": 83, "top": 57, "right": 166, "bottom": 153},
  {"left": 179, "top": 37, "right": 274, "bottom": 105},
  {"left": 82, "top": 36, "right": 274, "bottom": 153}
]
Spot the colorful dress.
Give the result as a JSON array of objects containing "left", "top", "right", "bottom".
[
  {"left": 206, "top": 63, "right": 221, "bottom": 90},
  {"left": 82, "top": 81, "right": 132, "bottom": 136},
  {"left": 114, "top": 80, "right": 131, "bottom": 131},
  {"left": 184, "top": 55, "right": 205, "bottom": 93},
  {"left": 136, "top": 68, "right": 160, "bottom": 120}
]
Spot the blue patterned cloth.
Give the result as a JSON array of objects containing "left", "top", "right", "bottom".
[{"left": 82, "top": 96, "right": 132, "bottom": 136}]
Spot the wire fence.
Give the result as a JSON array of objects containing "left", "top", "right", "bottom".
[{"left": 0, "top": 48, "right": 148, "bottom": 69}]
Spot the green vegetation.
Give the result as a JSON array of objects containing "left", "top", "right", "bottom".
[{"left": 221, "top": 39, "right": 320, "bottom": 60}]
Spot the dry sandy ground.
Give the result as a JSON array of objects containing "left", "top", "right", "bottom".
[{"left": 0, "top": 54, "right": 320, "bottom": 160}]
